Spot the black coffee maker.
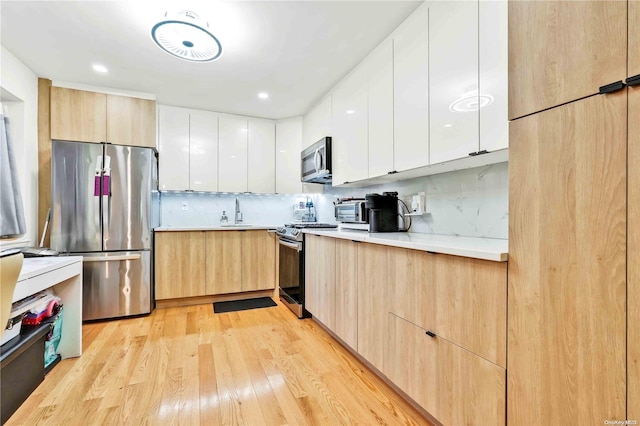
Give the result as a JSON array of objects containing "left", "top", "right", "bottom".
[{"left": 365, "top": 192, "right": 400, "bottom": 232}]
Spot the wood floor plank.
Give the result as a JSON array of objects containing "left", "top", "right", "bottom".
[{"left": 6, "top": 302, "right": 431, "bottom": 426}]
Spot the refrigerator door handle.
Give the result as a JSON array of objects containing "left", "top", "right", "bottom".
[{"left": 83, "top": 253, "right": 142, "bottom": 262}]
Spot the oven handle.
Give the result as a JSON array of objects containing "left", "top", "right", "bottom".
[{"left": 279, "top": 238, "right": 302, "bottom": 252}]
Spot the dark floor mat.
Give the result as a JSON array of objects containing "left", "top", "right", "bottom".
[{"left": 213, "top": 297, "right": 277, "bottom": 314}]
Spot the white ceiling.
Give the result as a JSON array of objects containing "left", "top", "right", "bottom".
[{"left": 0, "top": 1, "right": 422, "bottom": 119}]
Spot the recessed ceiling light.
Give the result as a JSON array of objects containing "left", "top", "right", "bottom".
[
  {"left": 346, "top": 110, "right": 355, "bottom": 114},
  {"left": 258, "top": 92, "right": 270, "bottom": 100},
  {"left": 444, "top": 124, "right": 452, "bottom": 128},
  {"left": 92, "top": 64, "right": 108, "bottom": 73}
]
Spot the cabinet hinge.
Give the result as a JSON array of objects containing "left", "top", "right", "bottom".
[
  {"left": 599, "top": 80, "right": 626, "bottom": 94},
  {"left": 627, "top": 75, "right": 640, "bottom": 87},
  {"left": 387, "top": 170, "right": 398, "bottom": 175}
]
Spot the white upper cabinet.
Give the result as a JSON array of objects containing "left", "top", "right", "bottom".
[
  {"left": 158, "top": 105, "right": 190, "bottom": 191},
  {"left": 332, "top": 61, "right": 369, "bottom": 185},
  {"left": 429, "top": 1, "right": 479, "bottom": 164},
  {"left": 248, "top": 118, "right": 276, "bottom": 193},
  {"left": 394, "top": 3, "right": 430, "bottom": 172},
  {"left": 275, "top": 117, "right": 303, "bottom": 194},
  {"left": 218, "top": 114, "right": 248, "bottom": 193},
  {"left": 302, "top": 95, "right": 332, "bottom": 150},
  {"left": 368, "top": 38, "right": 394, "bottom": 178},
  {"left": 479, "top": 0, "right": 508, "bottom": 152},
  {"left": 189, "top": 110, "right": 219, "bottom": 192}
]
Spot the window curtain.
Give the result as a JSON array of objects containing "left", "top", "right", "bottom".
[{"left": 0, "top": 104, "right": 26, "bottom": 237}]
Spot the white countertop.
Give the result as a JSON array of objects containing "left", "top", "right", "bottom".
[
  {"left": 302, "top": 229, "right": 508, "bottom": 262},
  {"left": 18, "top": 256, "right": 83, "bottom": 281},
  {"left": 155, "top": 225, "right": 276, "bottom": 232}
]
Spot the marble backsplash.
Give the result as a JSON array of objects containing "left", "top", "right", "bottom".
[{"left": 160, "top": 162, "right": 508, "bottom": 239}]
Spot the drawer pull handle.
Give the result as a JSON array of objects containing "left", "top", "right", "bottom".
[{"left": 425, "top": 330, "right": 436, "bottom": 338}]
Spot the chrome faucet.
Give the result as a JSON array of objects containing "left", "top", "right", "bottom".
[{"left": 235, "top": 197, "right": 243, "bottom": 224}]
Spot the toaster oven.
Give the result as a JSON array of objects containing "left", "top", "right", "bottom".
[{"left": 334, "top": 199, "right": 368, "bottom": 223}]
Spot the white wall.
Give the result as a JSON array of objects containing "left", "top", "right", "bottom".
[{"left": 0, "top": 46, "right": 39, "bottom": 248}]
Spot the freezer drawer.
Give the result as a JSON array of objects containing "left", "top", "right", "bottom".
[{"left": 81, "top": 251, "right": 152, "bottom": 321}]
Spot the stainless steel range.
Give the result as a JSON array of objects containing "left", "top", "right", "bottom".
[{"left": 276, "top": 223, "right": 337, "bottom": 318}]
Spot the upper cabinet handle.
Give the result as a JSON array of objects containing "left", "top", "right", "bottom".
[
  {"left": 599, "top": 81, "right": 626, "bottom": 94},
  {"left": 627, "top": 75, "right": 640, "bottom": 87}
]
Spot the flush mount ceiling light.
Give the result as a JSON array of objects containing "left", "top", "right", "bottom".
[
  {"left": 449, "top": 91, "right": 494, "bottom": 113},
  {"left": 258, "top": 92, "right": 270, "bottom": 100},
  {"left": 151, "top": 10, "right": 222, "bottom": 62}
]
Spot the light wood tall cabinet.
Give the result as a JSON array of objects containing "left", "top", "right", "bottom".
[
  {"left": 508, "top": 1, "right": 627, "bottom": 119},
  {"left": 509, "top": 3, "right": 638, "bottom": 424},
  {"left": 627, "top": 80, "right": 640, "bottom": 421},
  {"left": 50, "top": 86, "right": 156, "bottom": 147},
  {"left": 155, "top": 231, "right": 207, "bottom": 299},
  {"left": 509, "top": 93, "right": 627, "bottom": 424}
]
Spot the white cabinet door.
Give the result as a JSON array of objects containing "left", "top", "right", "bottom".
[
  {"left": 393, "top": 3, "right": 429, "bottom": 172},
  {"left": 158, "top": 105, "right": 190, "bottom": 191},
  {"left": 302, "top": 95, "right": 332, "bottom": 149},
  {"left": 248, "top": 118, "right": 276, "bottom": 193},
  {"left": 189, "top": 110, "right": 219, "bottom": 192},
  {"left": 332, "top": 62, "right": 369, "bottom": 185},
  {"left": 367, "top": 38, "right": 394, "bottom": 178},
  {"left": 218, "top": 114, "right": 248, "bottom": 192},
  {"left": 275, "top": 117, "right": 303, "bottom": 194},
  {"left": 479, "top": 0, "right": 508, "bottom": 152},
  {"left": 429, "top": 1, "right": 479, "bottom": 164}
]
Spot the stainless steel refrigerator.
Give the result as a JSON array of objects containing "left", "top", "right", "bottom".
[{"left": 50, "top": 140, "right": 159, "bottom": 321}]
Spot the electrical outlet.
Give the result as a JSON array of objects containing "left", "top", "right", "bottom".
[{"left": 182, "top": 201, "right": 188, "bottom": 211}]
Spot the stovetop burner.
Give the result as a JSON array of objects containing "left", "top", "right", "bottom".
[{"left": 285, "top": 223, "right": 338, "bottom": 229}]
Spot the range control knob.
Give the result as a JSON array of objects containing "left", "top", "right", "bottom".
[
  {"left": 291, "top": 229, "right": 300, "bottom": 236},
  {"left": 276, "top": 227, "right": 285, "bottom": 233}
]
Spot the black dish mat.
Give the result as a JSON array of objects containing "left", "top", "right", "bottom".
[{"left": 213, "top": 297, "right": 277, "bottom": 314}]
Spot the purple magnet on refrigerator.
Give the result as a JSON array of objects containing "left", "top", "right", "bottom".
[
  {"left": 94, "top": 176, "right": 101, "bottom": 196},
  {"left": 102, "top": 175, "right": 111, "bottom": 196}
]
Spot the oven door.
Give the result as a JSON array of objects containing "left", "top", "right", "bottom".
[{"left": 278, "top": 238, "right": 305, "bottom": 318}]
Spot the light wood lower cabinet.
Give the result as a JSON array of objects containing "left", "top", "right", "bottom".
[
  {"left": 357, "top": 242, "right": 389, "bottom": 373},
  {"left": 386, "top": 314, "right": 506, "bottom": 426},
  {"left": 334, "top": 239, "right": 357, "bottom": 349},
  {"left": 241, "top": 230, "right": 276, "bottom": 291},
  {"left": 304, "top": 234, "right": 336, "bottom": 329},
  {"left": 155, "top": 230, "right": 275, "bottom": 300},
  {"left": 155, "top": 231, "right": 206, "bottom": 299},
  {"left": 389, "top": 248, "right": 506, "bottom": 367},
  {"left": 205, "top": 231, "right": 242, "bottom": 295}
]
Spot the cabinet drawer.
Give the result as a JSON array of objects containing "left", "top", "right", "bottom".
[
  {"left": 389, "top": 248, "right": 506, "bottom": 367},
  {"left": 386, "top": 313, "right": 505, "bottom": 426}
]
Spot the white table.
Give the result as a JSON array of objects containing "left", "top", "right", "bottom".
[{"left": 13, "top": 257, "right": 83, "bottom": 359}]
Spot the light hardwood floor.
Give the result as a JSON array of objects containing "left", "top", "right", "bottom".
[{"left": 7, "top": 301, "right": 431, "bottom": 425}]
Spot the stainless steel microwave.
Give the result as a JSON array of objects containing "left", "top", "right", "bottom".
[{"left": 301, "top": 137, "right": 332, "bottom": 183}]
